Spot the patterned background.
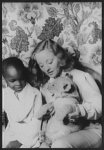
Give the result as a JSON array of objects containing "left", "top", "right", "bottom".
[{"left": 2, "top": 2, "right": 102, "bottom": 86}]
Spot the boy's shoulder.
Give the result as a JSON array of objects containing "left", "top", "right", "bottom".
[
  {"left": 27, "top": 83, "right": 41, "bottom": 94},
  {"left": 2, "top": 86, "right": 12, "bottom": 93}
]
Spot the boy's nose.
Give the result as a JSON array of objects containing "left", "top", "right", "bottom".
[{"left": 15, "top": 80, "right": 21, "bottom": 86}]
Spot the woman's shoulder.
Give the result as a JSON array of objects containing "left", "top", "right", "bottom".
[
  {"left": 65, "top": 69, "right": 88, "bottom": 77},
  {"left": 64, "top": 69, "right": 92, "bottom": 84}
]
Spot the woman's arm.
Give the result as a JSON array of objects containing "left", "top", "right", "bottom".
[{"left": 70, "top": 69, "right": 102, "bottom": 120}]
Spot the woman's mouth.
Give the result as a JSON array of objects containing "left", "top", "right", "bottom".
[{"left": 48, "top": 71, "right": 53, "bottom": 75}]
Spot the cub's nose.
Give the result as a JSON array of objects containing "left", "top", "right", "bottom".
[
  {"left": 63, "top": 84, "right": 68, "bottom": 90},
  {"left": 68, "top": 85, "right": 75, "bottom": 93}
]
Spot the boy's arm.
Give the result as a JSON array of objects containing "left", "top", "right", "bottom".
[
  {"left": 33, "top": 89, "right": 43, "bottom": 116},
  {"left": 36, "top": 102, "right": 54, "bottom": 120}
]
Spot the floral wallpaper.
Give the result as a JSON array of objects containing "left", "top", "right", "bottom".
[{"left": 2, "top": 2, "right": 102, "bottom": 87}]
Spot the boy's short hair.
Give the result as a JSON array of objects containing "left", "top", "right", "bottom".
[{"left": 2, "top": 57, "right": 25, "bottom": 78}]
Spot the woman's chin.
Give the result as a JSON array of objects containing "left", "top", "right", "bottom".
[
  {"left": 46, "top": 71, "right": 60, "bottom": 78},
  {"left": 47, "top": 73, "right": 57, "bottom": 78}
]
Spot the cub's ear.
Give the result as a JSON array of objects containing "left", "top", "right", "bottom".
[{"left": 66, "top": 73, "right": 73, "bottom": 80}]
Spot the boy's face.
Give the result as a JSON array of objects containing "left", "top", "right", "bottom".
[
  {"left": 35, "top": 49, "right": 61, "bottom": 78},
  {"left": 5, "top": 65, "right": 26, "bottom": 92}
]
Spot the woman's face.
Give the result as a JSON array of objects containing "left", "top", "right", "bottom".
[{"left": 35, "top": 49, "right": 61, "bottom": 78}]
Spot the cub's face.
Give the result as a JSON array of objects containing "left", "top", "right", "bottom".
[{"left": 48, "top": 76, "right": 77, "bottom": 98}]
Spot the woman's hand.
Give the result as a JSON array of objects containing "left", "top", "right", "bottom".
[
  {"left": 68, "top": 105, "right": 81, "bottom": 120},
  {"left": 64, "top": 104, "right": 81, "bottom": 124}
]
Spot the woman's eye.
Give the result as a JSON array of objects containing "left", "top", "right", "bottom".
[
  {"left": 48, "top": 61, "right": 53, "bottom": 64},
  {"left": 39, "top": 64, "right": 43, "bottom": 68},
  {"left": 47, "top": 59, "right": 53, "bottom": 64},
  {"left": 40, "top": 66, "right": 43, "bottom": 68}
]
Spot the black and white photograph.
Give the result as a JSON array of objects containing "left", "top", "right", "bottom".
[{"left": 2, "top": 2, "right": 102, "bottom": 148}]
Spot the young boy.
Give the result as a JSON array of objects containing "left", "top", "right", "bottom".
[{"left": 2, "top": 57, "right": 42, "bottom": 148}]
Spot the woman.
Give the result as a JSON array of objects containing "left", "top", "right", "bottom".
[{"left": 29, "top": 39, "right": 102, "bottom": 148}]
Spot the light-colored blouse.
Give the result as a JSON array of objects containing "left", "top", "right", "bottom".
[
  {"left": 2, "top": 83, "right": 42, "bottom": 147},
  {"left": 41, "top": 69, "right": 102, "bottom": 120}
]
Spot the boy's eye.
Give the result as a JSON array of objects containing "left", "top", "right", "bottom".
[{"left": 9, "top": 80, "right": 15, "bottom": 82}]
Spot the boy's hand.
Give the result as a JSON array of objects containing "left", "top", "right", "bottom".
[
  {"left": 43, "top": 105, "right": 55, "bottom": 120},
  {"left": 36, "top": 102, "right": 55, "bottom": 120}
]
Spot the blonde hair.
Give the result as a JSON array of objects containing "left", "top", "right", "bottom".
[
  {"left": 31, "top": 39, "right": 75, "bottom": 70},
  {"left": 29, "top": 39, "right": 80, "bottom": 85}
]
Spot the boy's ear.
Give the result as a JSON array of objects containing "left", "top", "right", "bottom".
[{"left": 2, "top": 76, "right": 7, "bottom": 88}]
